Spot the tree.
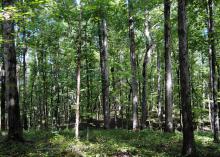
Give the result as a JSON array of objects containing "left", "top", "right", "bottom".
[
  {"left": 164, "top": 0, "right": 173, "bottom": 132},
  {"left": 22, "top": 26, "right": 28, "bottom": 130},
  {"left": 207, "top": 0, "right": 219, "bottom": 143},
  {"left": 218, "top": 65, "right": 220, "bottom": 123},
  {"left": 21, "top": 0, "right": 28, "bottom": 131},
  {"left": 99, "top": 18, "right": 110, "bottom": 129},
  {"left": 157, "top": 48, "right": 162, "bottom": 123},
  {"left": 141, "top": 10, "right": 154, "bottom": 129},
  {"left": 2, "top": 0, "right": 23, "bottom": 140},
  {"left": 1, "top": 62, "right": 6, "bottom": 131},
  {"left": 178, "top": 0, "right": 196, "bottom": 156},
  {"left": 75, "top": 1, "right": 82, "bottom": 139},
  {"left": 128, "top": 0, "right": 138, "bottom": 130}
]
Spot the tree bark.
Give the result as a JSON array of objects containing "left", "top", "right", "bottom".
[
  {"left": 99, "top": 18, "right": 110, "bottom": 129},
  {"left": 1, "top": 62, "right": 6, "bottom": 131},
  {"left": 207, "top": 0, "right": 219, "bottom": 143},
  {"left": 128, "top": 0, "right": 138, "bottom": 130},
  {"left": 164, "top": 0, "right": 173, "bottom": 132},
  {"left": 157, "top": 49, "right": 162, "bottom": 123},
  {"left": 85, "top": 25, "right": 91, "bottom": 115},
  {"left": 22, "top": 28, "right": 28, "bottom": 130},
  {"left": 111, "top": 67, "right": 117, "bottom": 129},
  {"left": 218, "top": 65, "right": 220, "bottom": 126},
  {"left": 178, "top": 0, "right": 196, "bottom": 156},
  {"left": 3, "top": 0, "right": 23, "bottom": 141},
  {"left": 75, "top": 3, "right": 82, "bottom": 139},
  {"left": 142, "top": 44, "right": 154, "bottom": 129}
]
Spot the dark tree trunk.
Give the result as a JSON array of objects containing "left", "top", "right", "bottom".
[
  {"left": 141, "top": 56, "right": 147, "bottom": 129},
  {"left": 1, "top": 63, "right": 6, "bottom": 131},
  {"left": 85, "top": 25, "right": 91, "bottom": 115},
  {"left": 22, "top": 29, "right": 28, "bottom": 130},
  {"left": 55, "top": 84, "right": 60, "bottom": 129},
  {"left": 111, "top": 67, "right": 117, "bottom": 129},
  {"left": 43, "top": 71, "right": 48, "bottom": 129},
  {"left": 98, "top": 18, "right": 110, "bottom": 129},
  {"left": 178, "top": 0, "right": 196, "bottom": 156},
  {"left": 164, "top": 0, "right": 173, "bottom": 132},
  {"left": 3, "top": 0, "right": 23, "bottom": 141},
  {"left": 207, "top": 0, "right": 219, "bottom": 143},
  {"left": 29, "top": 58, "right": 36, "bottom": 129},
  {"left": 128, "top": 0, "right": 138, "bottom": 130},
  {"left": 142, "top": 44, "right": 154, "bottom": 129}
]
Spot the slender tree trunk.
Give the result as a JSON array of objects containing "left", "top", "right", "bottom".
[
  {"left": 177, "top": 69, "right": 183, "bottom": 129},
  {"left": 119, "top": 80, "right": 124, "bottom": 128},
  {"left": 141, "top": 53, "right": 147, "bottom": 129},
  {"left": 75, "top": 3, "right": 82, "bottom": 139},
  {"left": 178, "top": 0, "right": 196, "bottom": 156},
  {"left": 3, "top": 0, "right": 23, "bottom": 141},
  {"left": 22, "top": 29, "right": 28, "bottom": 130},
  {"left": 85, "top": 25, "right": 91, "bottom": 114},
  {"left": 218, "top": 65, "right": 220, "bottom": 126},
  {"left": 1, "top": 63, "right": 6, "bottom": 131},
  {"left": 119, "top": 53, "right": 124, "bottom": 128},
  {"left": 41, "top": 49, "right": 47, "bottom": 129},
  {"left": 29, "top": 63, "right": 36, "bottom": 129},
  {"left": 157, "top": 49, "right": 162, "bottom": 123},
  {"left": 218, "top": 65, "right": 220, "bottom": 125},
  {"left": 142, "top": 45, "right": 154, "bottom": 129},
  {"left": 127, "top": 87, "right": 132, "bottom": 129},
  {"left": 85, "top": 56, "right": 90, "bottom": 110},
  {"left": 42, "top": 70, "right": 48, "bottom": 129},
  {"left": 141, "top": 10, "right": 154, "bottom": 129},
  {"left": 207, "top": 0, "right": 219, "bottom": 143},
  {"left": 98, "top": 18, "right": 110, "bottom": 129},
  {"left": 128, "top": 0, "right": 138, "bottom": 130},
  {"left": 164, "top": 0, "right": 173, "bottom": 132},
  {"left": 50, "top": 67, "right": 54, "bottom": 128},
  {"left": 111, "top": 67, "right": 117, "bottom": 129}
]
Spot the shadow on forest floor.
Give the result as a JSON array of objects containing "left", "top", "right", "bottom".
[{"left": 0, "top": 129, "right": 220, "bottom": 157}]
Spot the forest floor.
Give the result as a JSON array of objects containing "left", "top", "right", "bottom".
[{"left": 0, "top": 129, "right": 220, "bottom": 157}]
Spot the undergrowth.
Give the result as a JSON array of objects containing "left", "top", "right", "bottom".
[{"left": 0, "top": 129, "right": 219, "bottom": 157}]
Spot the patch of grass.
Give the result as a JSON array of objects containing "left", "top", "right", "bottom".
[{"left": 0, "top": 129, "right": 220, "bottom": 156}]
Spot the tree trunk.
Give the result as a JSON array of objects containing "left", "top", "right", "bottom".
[
  {"left": 207, "top": 0, "right": 219, "bottom": 143},
  {"left": 43, "top": 69, "right": 48, "bottom": 129},
  {"left": 178, "top": 0, "right": 196, "bottom": 156},
  {"left": 98, "top": 18, "right": 110, "bottom": 129},
  {"left": 22, "top": 29, "right": 28, "bottom": 130},
  {"left": 141, "top": 10, "right": 154, "bottom": 129},
  {"left": 218, "top": 65, "right": 220, "bottom": 126},
  {"left": 1, "top": 63, "right": 6, "bottom": 131},
  {"left": 217, "top": 65, "right": 220, "bottom": 124},
  {"left": 111, "top": 67, "right": 117, "bottom": 129},
  {"left": 177, "top": 69, "right": 183, "bottom": 129},
  {"left": 164, "top": 0, "right": 173, "bottom": 132},
  {"left": 157, "top": 49, "right": 162, "bottom": 123},
  {"left": 41, "top": 49, "right": 48, "bottom": 129},
  {"left": 75, "top": 3, "right": 82, "bottom": 139},
  {"left": 85, "top": 24, "right": 91, "bottom": 115},
  {"left": 128, "top": 0, "right": 138, "bottom": 130},
  {"left": 3, "top": 0, "right": 23, "bottom": 141}
]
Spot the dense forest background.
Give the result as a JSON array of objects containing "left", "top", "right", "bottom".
[{"left": 0, "top": 0, "right": 220, "bottom": 156}]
